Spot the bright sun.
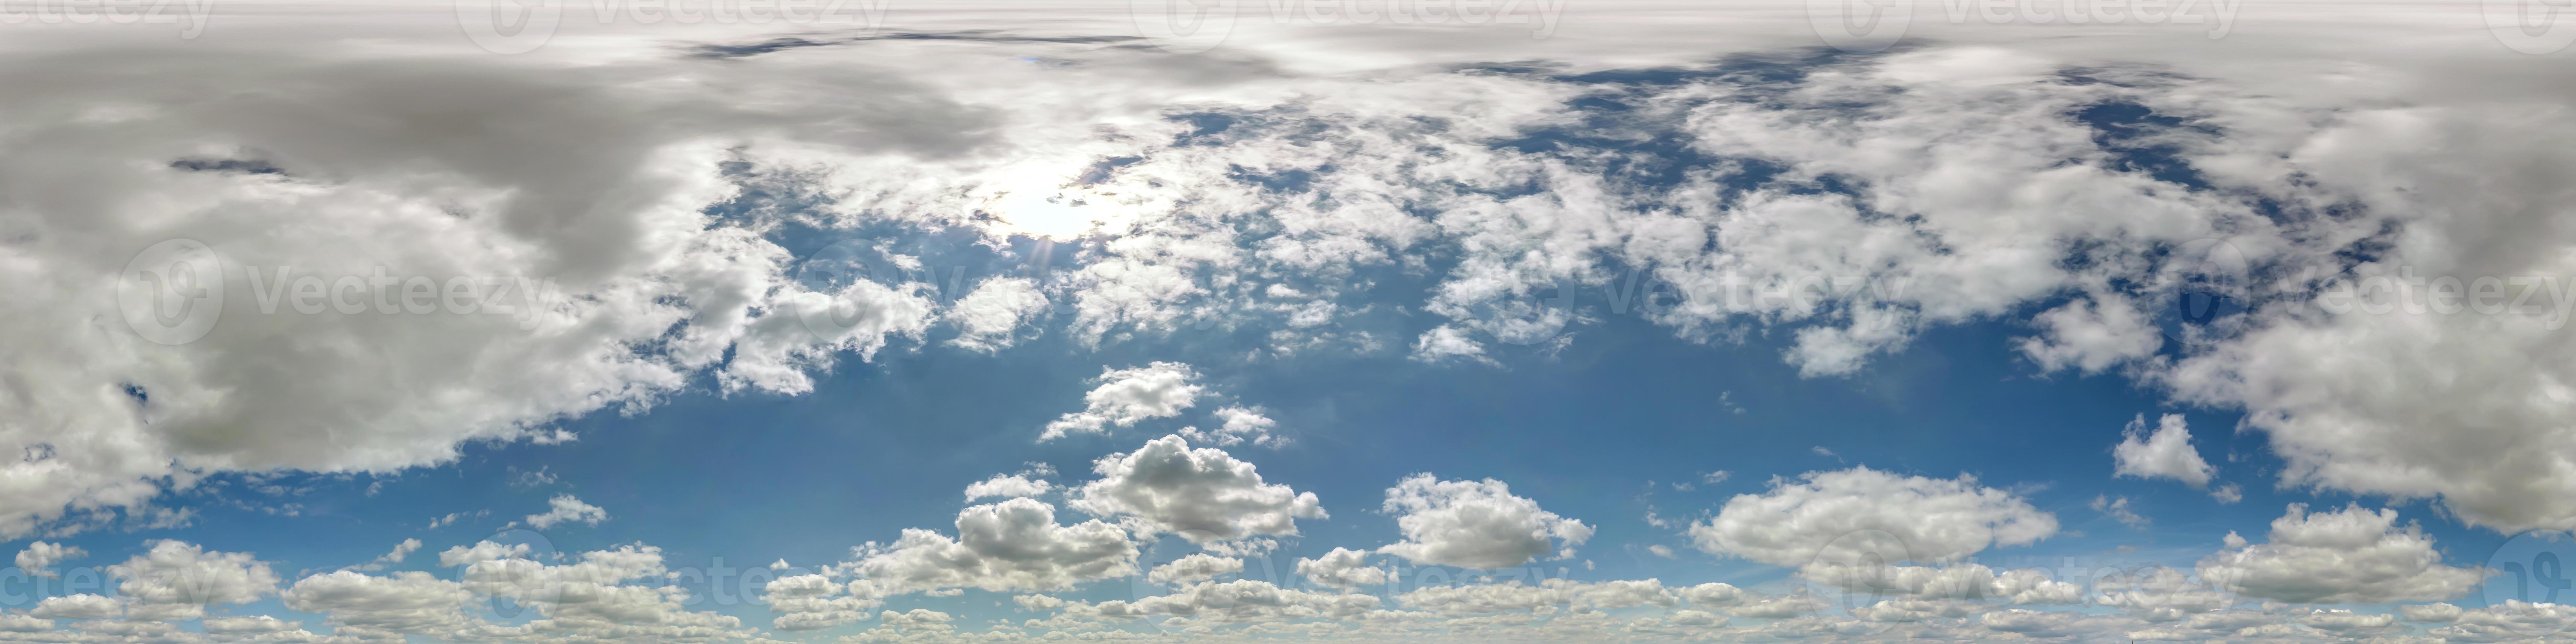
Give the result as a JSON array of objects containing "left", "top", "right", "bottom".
[{"left": 982, "top": 182, "right": 1103, "bottom": 242}]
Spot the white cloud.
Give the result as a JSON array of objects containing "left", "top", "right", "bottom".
[
  {"left": 944, "top": 276, "right": 1049, "bottom": 352},
  {"left": 108, "top": 540, "right": 280, "bottom": 606},
  {"left": 28, "top": 594, "right": 119, "bottom": 620},
  {"left": 0, "top": 614, "right": 50, "bottom": 633},
  {"left": 1180, "top": 405, "right": 1281, "bottom": 448},
  {"left": 13, "top": 541, "right": 84, "bottom": 578},
  {"left": 1294, "top": 547, "right": 1387, "bottom": 589},
  {"left": 850, "top": 497, "right": 1137, "bottom": 594},
  {"left": 2114, "top": 414, "right": 2216, "bottom": 489},
  {"left": 1043, "top": 580, "right": 1378, "bottom": 625},
  {"left": 1068, "top": 435, "right": 1323, "bottom": 544},
  {"left": 377, "top": 538, "right": 423, "bottom": 564},
  {"left": 2196, "top": 503, "right": 2483, "bottom": 604},
  {"left": 2093, "top": 495, "right": 2150, "bottom": 529},
  {"left": 523, "top": 494, "right": 609, "bottom": 529},
  {"left": 1395, "top": 579, "right": 1676, "bottom": 615},
  {"left": 1146, "top": 553, "right": 1242, "bottom": 585},
  {"left": 1040, "top": 362, "right": 1204, "bottom": 441},
  {"left": 201, "top": 615, "right": 298, "bottom": 634},
  {"left": 1377, "top": 473, "right": 1593, "bottom": 569},
  {"left": 281, "top": 570, "right": 472, "bottom": 634},
  {"left": 1690, "top": 467, "right": 2058, "bottom": 569},
  {"left": 963, "top": 474, "right": 1055, "bottom": 501}
]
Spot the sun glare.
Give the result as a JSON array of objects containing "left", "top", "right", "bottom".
[{"left": 982, "top": 181, "right": 1103, "bottom": 242}]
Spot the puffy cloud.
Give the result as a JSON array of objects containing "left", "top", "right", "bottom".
[
  {"left": 374, "top": 538, "right": 423, "bottom": 565},
  {"left": 2398, "top": 602, "right": 2464, "bottom": 623},
  {"left": 108, "top": 540, "right": 280, "bottom": 606},
  {"left": 0, "top": 614, "right": 52, "bottom": 632},
  {"left": 1069, "top": 435, "right": 1323, "bottom": 544},
  {"left": 437, "top": 540, "right": 529, "bottom": 567},
  {"left": 850, "top": 497, "right": 1137, "bottom": 594},
  {"left": 28, "top": 594, "right": 119, "bottom": 620},
  {"left": 1377, "top": 473, "right": 1593, "bottom": 569},
  {"left": 13, "top": 541, "right": 84, "bottom": 578},
  {"left": 1146, "top": 553, "right": 1242, "bottom": 585},
  {"left": 963, "top": 474, "right": 1055, "bottom": 501},
  {"left": 2197, "top": 504, "right": 2483, "bottom": 604},
  {"left": 202, "top": 615, "right": 299, "bottom": 634},
  {"left": 1047, "top": 580, "right": 1377, "bottom": 625},
  {"left": 2114, "top": 414, "right": 2217, "bottom": 489},
  {"left": 1802, "top": 563, "right": 2082, "bottom": 605},
  {"left": 523, "top": 494, "right": 609, "bottom": 529},
  {"left": 760, "top": 574, "right": 885, "bottom": 632},
  {"left": 1180, "top": 406, "right": 1281, "bottom": 448},
  {"left": 943, "top": 276, "right": 1049, "bottom": 352},
  {"left": 1690, "top": 467, "right": 2057, "bottom": 569},
  {"left": 282, "top": 570, "right": 472, "bottom": 633},
  {"left": 1040, "top": 363, "right": 1203, "bottom": 441},
  {"left": 1295, "top": 548, "right": 1387, "bottom": 589},
  {"left": 1394, "top": 579, "right": 1676, "bottom": 615}
]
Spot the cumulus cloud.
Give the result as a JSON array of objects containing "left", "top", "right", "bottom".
[
  {"left": 28, "top": 594, "right": 119, "bottom": 620},
  {"left": 1294, "top": 548, "right": 1388, "bottom": 589},
  {"left": 1690, "top": 467, "right": 2058, "bottom": 569},
  {"left": 1040, "top": 580, "right": 1378, "bottom": 625},
  {"left": 2196, "top": 503, "right": 2483, "bottom": 604},
  {"left": 523, "top": 494, "right": 609, "bottom": 529},
  {"left": 1180, "top": 405, "right": 1281, "bottom": 448},
  {"left": 282, "top": 570, "right": 473, "bottom": 633},
  {"left": 963, "top": 474, "right": 1055, "bottom": 501},
  {"left": 1377, "top": 473, "right": 1593, "bottom": 569},
  {"left": 1040, "top": 362, "right": 1203, "bottom": 441},
  {"left": 2114, "top": 414, "right": 2217, "bottom": 489},
  {"left": 201, "top": 615, "right": 297, "bottom": 635},
  {"left": 944, "top": 276, "right": 1049, "bottom": 352},
  {"left": 13, "top": 541, "right": 84, "bottom": 578},
  {"left": 1069, "top": 435, "right": 1323, "bottom": 544},
  {"left": 1146, "top": 553, "right": 1242, "bottom": 585},
  {"left": 850, "top": 497, "right": 1137, "bottom": 594},
  {"left": 108, "top": 540, "right": 280, "bottom": 607}
]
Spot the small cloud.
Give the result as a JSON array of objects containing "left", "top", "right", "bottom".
[
  {"left": 2210, "top": 484, "right": 2243, "bottom": 504},
  {"left": 2091, "top": 495, "right": 2149, "bottom": 529},
  {"left": 1647, "top": 545, "right": 1676, "bottom": 559},
  {"left": 524, "top": 494, "right": 609, "bottom": 529}
]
